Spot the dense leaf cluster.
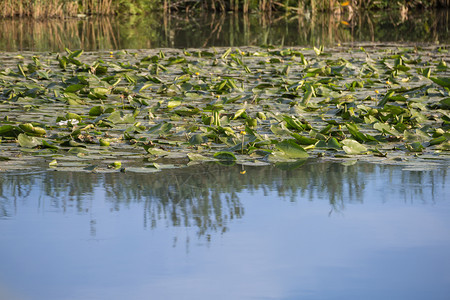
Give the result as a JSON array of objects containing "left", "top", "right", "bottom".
[{"left": 0, "top": 45, "right": 448, "bottom": 172}]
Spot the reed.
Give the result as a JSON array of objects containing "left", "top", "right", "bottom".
[
  {"left": 0, "top": 0, "right": 116, "bottom": 18},
  {"left": 0, "top": 0, "right": 78, "bottom": 18},
  {"left": 80, "top": 0, "right": 116, "bottom": 15},
  {"left": 0, "top": 0, "right": 448, "bottom": 18},
  {"left": 163, "top": 0, "right": 450, "bottom": 12}
]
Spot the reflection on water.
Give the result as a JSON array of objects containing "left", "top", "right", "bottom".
[
  {"left": 1, "top": 161, "right": 448, "bottom": 237},
  {"left": 0, "top": 9, "right": 448, "bottom": 52},
  {"left": 0, "top": 161, "right": 449, "bottom": 300}
]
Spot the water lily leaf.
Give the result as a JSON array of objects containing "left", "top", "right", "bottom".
[
  {"left": 124, "top": 167, "right": 160, "bottom": 173},
  {"left": 429, "top": 136, "right": 447, "bottom": 146},
  {"left": 214, "top": 151, "right": 236, "bottom": 160},
  {"left": 144, "top": 147, "right": 169, "bottom": 156},
  {"left": 324, "top": 137, "right": 342, "bottom": 150},
  {"left": 342, "top": 139, "right": 367, "bottom": 154},
  {"left": 406, "top": 142, "right": 424, "bottom": 152},
  {"left": 64, "top": 84, "right": 85, "bottom": 93},
  {"left": 67, "top": 49, "right": 83, "bottom": 59},
  {"left": 67, "top": 147, "right": 88, "bottom": 157},
  {"left": 61, "top": 140, "right": 86, "bottom": 148},
  {"left": 19, "top": 123, "right": 46, "bottom": 136},
  {"left": 187, "top": 153, "right": 211, "bottom": 161},
  {"left": 316, "top": 138, "right": 338, "bottom": 150},
  {"left": 404, "top": 130, "right": 429, "bottom": 143},
  {"left": 275, "top": 139, "right": 309, "bottom": 158},
  {"left": 167, "top": 99, "right": 182, "bottom": 109},
  {"left": 233, "top": 108, "right": 247, "bottom": 120},
  {"left": 107, "top": 111, "right": 135, "bottom": 124},
  {"left": 0, "top": 125, "right": 19, "bottom": 137},
  {"left": 65, "top": 112, "right": 82, "bottom": 121},
  {"left": 346, "top": 123, "right": 369, "bottom": 143},
  {"left": 274, "top": 159, "right": 307, "bottom": 170},
  {"left": 89, "top": 106, "right": 104, "bottom": 116},
  {"left": 108, "top": 161, "right": 122, "bottom": 169},
  {"left": 270, "top": 124, "right": 291, "bottom": 136},
  {"left": 134, "top": 83, "right": 153, "bottom": 93},
  {"left": 146, "top": 162, "right": 160, "bottom": 169},
  {"left": 373, "top": 122, "right": 401, "bottom": 136},
  {"left": 283, "top": 116, "right": 305, "bottom": 131},
  {"left": 17, "top": 133, "right": 42, "bottom": 148},
  {"left": 291, "top": 133, "right": 318, "bottom": 145},
  {"left": 1, "top": 46, "right": 449, "bottom": 171},
  {"left": 430, "top": 77, "right": 450, "bottom": 88},
  {"left": 99, "top": 139, "right": 110, "bottom": 146},
  {"left": 148, "top": 122, "right": 173, "bottom": 135},
  {"left": 189, "top": 134, "right": 208, "bottom": 145},
  {"left": 439, "top": 98, "right": 450, "bottom": 109},
  {"left": 175, "top": 107, "right": 200, "bottom": 116},
  {"left": 42, "top": 140, "right": 59, "bottom": 150}
]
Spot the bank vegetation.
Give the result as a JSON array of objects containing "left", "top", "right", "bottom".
[{"left": 0, "top": 0, "right": 449, "bottom": 18}]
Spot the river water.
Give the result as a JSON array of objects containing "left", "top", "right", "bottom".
[
  {"left": 0, "top": 161, "right": 449, "bottom": 299},
  {"left": 0, "top": 8, "right": 449, "bottom": 300}
]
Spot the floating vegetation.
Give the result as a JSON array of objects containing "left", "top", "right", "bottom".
[{"left": 0, "top": 45, "right": 449, "bottom": 172}]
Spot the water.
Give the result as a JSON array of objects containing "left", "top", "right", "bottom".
[
  {"left": 0, "top": 9, "right": 448, "bottom": 52},
  {"left": 0, "top": 161, "right": 449, "bottom": 300},
  {"left": 0, "top": 7, "right": 449, "bottom": 300}
]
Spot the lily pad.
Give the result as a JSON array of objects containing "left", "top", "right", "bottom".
[
  {"left": 275, "top": 139, "right": 309, "bottom": 159},
  {"left": 341, "top": 139, "right": 368, "bottom": 155},
  {"left": 214, "top": 151, "right": 237, "bottom": 161},
  {"left": 17, "top": 133, "right": 42, "bottom": 148}
]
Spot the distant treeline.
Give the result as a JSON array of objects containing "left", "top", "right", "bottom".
[{"left": 1, "top": 0, "right": 449, "bottom": 18}]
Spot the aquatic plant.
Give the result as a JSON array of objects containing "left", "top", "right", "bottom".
[{"left": 0, "top": 45, "right": 448, "bottom": 172}]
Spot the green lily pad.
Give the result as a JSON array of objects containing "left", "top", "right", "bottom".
[
  {"left": 17, "top": 133, "right": 42, "bottom": 148},
  {"left": 341, "top": 139, "right": 368, "bottom": 155},
  {"left": 406, "top": 142, "right": 424, "bottom": 152},
  {"left": 214, "top": 151, "right": 236, "bottom": 161},
  {"left": 189, "top": 134, "right": 208, "bottom": 145},
  {"left": 187, "top": 153, "right": 211, "bottom": 161},
  {"left": 430, "top": 77, "right": 450, "bottom": 89},
  {"left": 107, "top": 111, "right": 136, "bottom": 124},
  {"left": 274, "top": 139, "right": 309, "bottom": 159}
]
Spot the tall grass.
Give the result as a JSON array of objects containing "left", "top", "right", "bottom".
[
  {"left": 0, "top": 0, "right": 78, "bottom": 18},
  {"left": 80, "top": 0, "right": 116, "bottom": 15},
  {"left": 0, "top": 0, "right": 116, "bottom": 18},
  {"left": 164, "top": 0, "right": 450, "bottom": 12}
]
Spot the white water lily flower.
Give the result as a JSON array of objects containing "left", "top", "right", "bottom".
[{"left": 57, "top": 119, "right": 79, "bottom": 126}]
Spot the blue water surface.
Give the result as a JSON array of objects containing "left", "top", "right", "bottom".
[{"left": 0, "top": 161, "right": 449, "bottom": 300}]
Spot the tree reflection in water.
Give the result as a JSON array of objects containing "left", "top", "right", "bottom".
[
  {"left": 0, "top": 9, "right": 447, "bottom": 52},
  {"left": 0, "top": 161, "right": 447, "bottom": 240}
]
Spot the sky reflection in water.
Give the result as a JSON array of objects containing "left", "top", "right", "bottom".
[{"left": 0, "top": 161, "right": 449, "bottom": 300}]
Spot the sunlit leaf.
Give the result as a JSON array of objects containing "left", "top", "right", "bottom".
[
  {"left": 342, "top": 139, "right": 367, "bottom": 154},
  {"left": 17, "top": 133, "right": 42, "bottom": 148},
  {"left": 214, "top": 151, "right": 236, "bottom": 160},
  {"left": 275, "top": 139, "right": 309, "bottom": 158}
]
